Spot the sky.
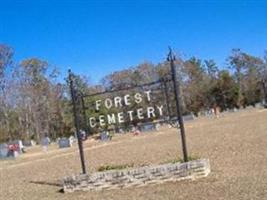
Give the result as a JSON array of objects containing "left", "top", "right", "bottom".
[{"left": 0, "top": 0, "right": 267, "bottom": 83}]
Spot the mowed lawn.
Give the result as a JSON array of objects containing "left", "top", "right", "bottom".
[{"left": 0, "top": 108, "right": 267, "bottom": 200}]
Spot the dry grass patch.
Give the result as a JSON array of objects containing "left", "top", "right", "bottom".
[{"left": 1, "top": 108, "right": 267, "bottom": 200}]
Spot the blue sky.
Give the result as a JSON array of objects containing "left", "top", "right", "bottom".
[{"left": 0, "top": 0, "right": 267, "bottom": 83}]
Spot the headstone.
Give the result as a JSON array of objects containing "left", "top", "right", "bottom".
[
  {"left": 0, "top": 143, "right": 8, "bottom": 158},
  {"left": 23, "top": 140, "right": 36, "bottom": 147},
  {"left": 246, "top": 105, "right": 253, "bottom": 109},
  {"left": 12, "top": 150, "right": 19, "bottom": 158},
  {"left": 17, "top": 140, "right": 25, "bottom": 153},
  {"left": 140, "top": 123, "right": 155, "bottom": 132},
  {"left": 41, "top": 137, "right": 50, "bottom": 152},
  {"left": 6, "top": 143, "right": 20, "bottom": 158},
  {"left": 69, "top": 136, "right": 76, "bottom": 145},
  {"left": 58, "top": 138, "right": 71, "bottom": 148},
  {"left": 100, "top": 131, "right": 110, "bottom": 141},
  {"left": 7, "top": 140, "right": 24, "bottom": 154},
  {"left": 155, "top": 123, "right": 160, "bottom": 131},
  {"left": 168, "top": 118, "right": 179, "bottom": 128},
  {"left": 205, "top": 109, "right": 214, "bottom": 117},
  {"left": 170, "top": 114, "right": 195, "bottom": 123},
  {"left": 182, "top": 113, "right": 195, "bottom": 121},
  {"left": 132, "top": 127, "right": 141, "bottom": 135},
  {"left": 115, "top": 128, "right": 125, "bottom": 134},
  {"left": 255, "top": 103, "right": 262, "bottom": 108}
]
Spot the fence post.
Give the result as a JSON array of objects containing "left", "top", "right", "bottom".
[
  {"left": 68, "top": 69, "right": 87, "bottom": 174},
  {"left": 167, "top": 48, "right": 189, "bottom": 162}
]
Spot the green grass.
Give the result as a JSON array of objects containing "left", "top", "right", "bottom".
[
  {"left": 97, "top": 163, "right": 134, "bottom": 172},
  {"left": 97, "top": 155, "right": 200, "bottom": 172},
  {"left": 164, "top": 155, "right": 200, "bottom": 164}
]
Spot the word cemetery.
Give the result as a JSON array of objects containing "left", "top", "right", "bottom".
[{"left": 89, "top": 90, "right": 164, "bottom": 128}]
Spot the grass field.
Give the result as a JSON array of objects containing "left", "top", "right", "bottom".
[{"left": 1, "top": 108, "right": 267, "bottom": 200}]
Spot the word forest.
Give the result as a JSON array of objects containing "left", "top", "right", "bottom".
[{"left": 89, "top": 90, "right": 164, "bottom": 128}]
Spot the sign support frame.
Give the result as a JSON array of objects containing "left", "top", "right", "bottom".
[
  {"left": 68, "top": 69, "right": 87, "bottom": 174},
  {"left": 167, "top": 47, "right": 189, "bottom": 162},
  {"left": 68, "top": 48, "right": 190, "bottom": 174}
]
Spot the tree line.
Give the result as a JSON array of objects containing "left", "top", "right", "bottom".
[{"left": 0, "top": 43, "right": 266, "bottom": 142}]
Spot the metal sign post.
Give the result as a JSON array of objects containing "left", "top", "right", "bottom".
[
  {"left": 68, "top": 69, "right": 87, "bottom": 174},
  {"left": 167, "top": 48, "right": 189, "bottom": 162}
]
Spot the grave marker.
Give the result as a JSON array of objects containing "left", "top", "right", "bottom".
[
  {"left": 58, "top": 138, "right": 72, "bottom": 148},
  {"left": 0, "top": 143, "right": 8, "bottom": 159}
]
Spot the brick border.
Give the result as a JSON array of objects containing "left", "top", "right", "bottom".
[{"left": 63, "top": 159, "right": 210, "bottom": 192}]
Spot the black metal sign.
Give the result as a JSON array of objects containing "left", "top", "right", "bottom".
[{"left": 68, "top": 48, "right": 188, "bottom": 174}]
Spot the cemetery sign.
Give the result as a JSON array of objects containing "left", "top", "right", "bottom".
[
  {"left": 68, "top": 48, "right": 189, "bottom": 174},
  {"left": 88, "top": 90, "right": 164, "bottom": 128}
]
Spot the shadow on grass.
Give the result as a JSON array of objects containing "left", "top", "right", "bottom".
[{"left": 29, "top": 181, "right": 64, "bottom": 193}]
